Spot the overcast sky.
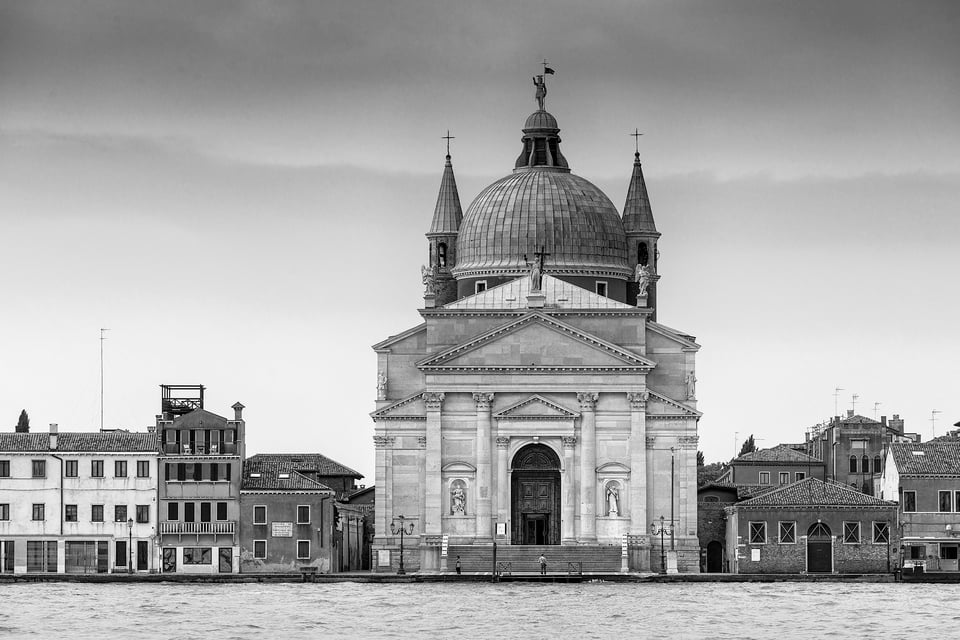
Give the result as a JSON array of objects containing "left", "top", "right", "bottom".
[{"left": 2, "top": 0, "right": 958, "bottom": 478}]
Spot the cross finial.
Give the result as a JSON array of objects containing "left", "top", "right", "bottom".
[
  {"left": 442, "top": 130, "right": 455, "bottom": 157},
  {"left": 631, "top": 128, "right": 644, "bottom": 155}
]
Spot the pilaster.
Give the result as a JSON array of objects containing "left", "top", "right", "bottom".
[
  {"left": 373, "top": 434, "right": 394, "bottom": 541},
  {"left": 473, "top": 392, "right": 495, "bottom": 541},
  {"left": 562, "top": 436, "right": 578, "bottom": 544},
  {"left": 577, "top": 392, "right": 599, "bottom": 543},
  {"left": 496, "top": 436, "right": 510, "bottom": 541},
  {"left": 627, "top": 392, "right": 648, "bottom": 535},
  {"left": 417, "top": 435, "right": 427, "bottom": 540},
  {"left": 423, "top": 392, "right": 445, "bottom": 536}
]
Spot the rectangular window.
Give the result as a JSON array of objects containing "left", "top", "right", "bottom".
[
  {"left": 91, "top": 460, "right": 104, "bottom": 478},
  {"left": 177, "top": 464, "right": 186, "bottom": 482},
  {"left": 749, "top": 521, "right": 767, "bottom": 544},
  {"left": 297, "top": 505, "right": 310, "bottom": 524},
  {"left": 253, "top": 505, "right": 267, "bottom": 525},
  {"left": 209, "top": 463, "right": 219, "bottom": 482},
  {"left": 136, "top": 505, "right": 149, "bottom": 524},
  {"left": 32, "top": 460, "right": 46, "bottom": 478},
  {"left": 27, "top": 540, "right": 57, "bottom": 572},
  {"left": 115, "top": 505, "right": 127, "bottom": 522},
  {"left": 32, "top": 503, "right": 45, "bottom": 521},
  {"left": 873, "top": 522, "right": 890, "bottom": 544},
  {"left": 115, "top": 461, "right": 127, "bottom": 478},
  {"left": 167, "top": 503, "right": 179, "bottom": 521},
  {"left": 758, "top": 472, "right": 770, "bottom": 485},
  {"left": 253, "top": 540, "right": 266, "bottom": 559},
  {"left": 116, "top": 540, "right": 127, "bottom": 570},
  {"left": 183, "top": 547, "right": 212, "bottom": 565},
  {"left": 779, "top": 472, "right": 789, "bottom": 485},
  {"left": 192, "top": 463, "right": 203, "bottom": 482},
  {"left": 65, "top": 460, "right": 78, "bottom": 478},
  {"left": 903, "top": 490, "right": 917, "bottom": 512},
  {"left": 595, "top": 281, "right": 608, "bottom": 297},
  {"left": 184, "top": 502, "right": 195, "bottom": 522},
  {"left": 843, "top": 521, "right": 861, "bottom": 544},
  {"left": 200, "top": 502, "right": 211, "bottom": 523},
  {"left": 778, "top": 521, "right": 796, "bottom": 544},
  {"left": 65, "top": 504, "right": 78, "bottom": 522},
  {"left": 0, "top": 503, "right": 9, "bottom": 520},
  {"left": 0, "top": 460, "right": 9, "bottom": 477},
  {"left": 795, "top": 472, "right": 805, "bottom": 481},
  {"left": 137, "top": 460, "right": 150, "bottom": 478},
  {"left": 297, "top": 540, "right": 310, "bottom": 559},
  {"left": 92, "top": 504, "right": 104, "bottom": 522},
  {"left": 956, "top": 492, "right": 960, "bottom": 513},
  {"left": 216, "top": 502, "right": 227, "bottom": 521},
  {"left": 940, "top": 491, "right": 953, "bottom": 513},
  {"left": 475, "top": 281, "right": 487, "bottom": 294}
]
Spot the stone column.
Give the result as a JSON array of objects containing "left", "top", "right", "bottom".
[
  {"left": 423, "top": 392, "right": 445, "bottom": 536},
  {"left": 373, "top": 435, "right": 394, "bottom": 541},
  {"left": 473, "top": 392, "right": 495, "bottom": 541},
  {"left": 577, "top": 392, "right": 599, "bottom": 543},
  {"left": 417, "top": 435, "right": 427, "bottom": 536},
  {"left": 496, "top": 437, "right": 510, "bottom": 540},
  {"left": 562, "top": 436, "right": 578, "bottom": 544},
  {"left": 627, "top": 392, "right": 649, "bottom": 535}
]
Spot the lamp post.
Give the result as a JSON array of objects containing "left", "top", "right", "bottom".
[
  {"left": 127, "top": 517, "right": 134, "bottom": 574},
  {"left": 390, "top": 515, "right": 415, "bottom": 575},
  {"left": 650, "top": 515, "right": 674, "bottom": 575}
]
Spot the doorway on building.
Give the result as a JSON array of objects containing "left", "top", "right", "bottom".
[
  {"left": 511, "top": 443, "right": 561, "bottom": 545},
  {"left": 162, "top": 547, "right": 177, "bottom": 573},
  {"left": 218, "top": 547, "right": 233, "bottom": 573},
  {"left": 137, "top": 541, "right": 149, "bottom": 571},
  {"left": 706, "top": 540, "right": 723, "bottom": 573},
  {"left": 807, "top": 522, "right": 832, "bottom": 573}
]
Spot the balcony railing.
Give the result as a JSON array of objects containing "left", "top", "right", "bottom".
[
  {"left": 160, "top": 521, "right": 236, "bottom": 535},
  {"left": 162, "top": 443, "right": 238, "bottom": 455}
]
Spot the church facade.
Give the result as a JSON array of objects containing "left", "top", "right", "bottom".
[{"left": 372, "top": 77, "right": 701, "bottom": 573}]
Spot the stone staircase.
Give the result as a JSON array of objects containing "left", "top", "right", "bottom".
[{"left": 448, "top": 544, "right": 623, "bottom": 574}]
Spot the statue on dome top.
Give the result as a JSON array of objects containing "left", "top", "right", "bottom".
[{"left": 533, "top": 75, "right": 547, "bottom": 111}]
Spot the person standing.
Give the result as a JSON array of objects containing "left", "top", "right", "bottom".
[
  {"left": 539, "top": 553, "right": 547, "bottom": 575},
  {"left": 456, "top": 556, "right": 462, "bottom": 575}
]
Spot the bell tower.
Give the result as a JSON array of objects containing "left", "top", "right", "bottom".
[
  {"left": 622, "top": 145, "right": 661, "bottom": 317},
  {"left": 425, "top": 133, "right": 463, "bottom": 307}
]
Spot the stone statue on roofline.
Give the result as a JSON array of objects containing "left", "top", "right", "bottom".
[
  {"left": 635, "top": 263, "right": 652, "bottom": 297},
  {"left": 421, "top": 264, "right": 436, "bottom": 295}
]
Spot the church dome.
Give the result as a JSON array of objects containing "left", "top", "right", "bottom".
[{"left": 452, "top": 111, "right": 629, "bottom": 280}]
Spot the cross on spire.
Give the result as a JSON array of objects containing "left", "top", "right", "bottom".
[
  {"left": 631, "top": 128, "right": 644, "bottom": 155},
  {"left": 442, "top": 130, "right": 455, "bottom": 157}
]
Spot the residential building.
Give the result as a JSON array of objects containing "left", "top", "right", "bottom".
[
  {"left": 0, "top": 424, "right": 158, "bottom": 574},
  {"left": 336, "top": 485, "right": 374, "bottom": 572},
  {"left": 156, "top": 385, "right": 244, "bottom": 574},
  {"left": 697, "top": 482, "right": 774, "bottom": 573},
  {"left": 726, "top": 477, "right": 898, "bottom": 574},
  {"left": 239, "top": 455, "right": 335, "bottom": 573},
  {"left": 881, "top": 441, "right": 960, "bottom": 572},
  {"left": 719, "top": 446, "right": 825, "bottom": 486}
]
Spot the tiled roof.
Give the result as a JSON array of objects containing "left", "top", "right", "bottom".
[
  {"left": 736, "top": 477, "right": 896, "bottom": 508},
  {"left": 621, "top": 153, "right": 656, "bottom": 234},
  {"left": 428, "top": 155, "right": 463, "bottom": 235},
  {"left": 443, "top": 274, "right": 634, "bottom": 310},
  {"left": 242, "top": 459, "right": 332, "bottom": 492},
  {"left": 734, "top": 445, "right": 822, "bottom": 465},
  {"left": 839, "top": 414, "right": 881, "bottom": 426},
  {"left": 0, "top": 431, "right": 157, "bottom": 452},
  {"left": 246, "top": 453, "right": 362, "bottom": 478},
  {"left": 699, "top": 482, "right": 779, "bottom": 500},
  {"left": 890, "top": 442, "right": 960, "bottom": 476}
]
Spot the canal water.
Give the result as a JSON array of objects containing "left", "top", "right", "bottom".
[{"left": 0, "top": 581, "right": 951, "bottom": 638}]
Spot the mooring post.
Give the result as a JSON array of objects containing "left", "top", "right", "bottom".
[{"left": 492, "top": 541, "right": 498, "bottom": 583}]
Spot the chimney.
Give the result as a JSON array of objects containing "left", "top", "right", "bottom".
[
  {"left": 881, "top": 416, "right": 887, "bottom": 427},
  {"left": 889, "top": 414, "right": 904, "bottom": 433},
  {"left": 232, "top": 402, "right": 245, "bottom": 421},
  {"left": 847, "top": 409, "right": 854, "bottom": 418},
  {"left": 49, "top": 423, "right": 58, "bottom": 450}
]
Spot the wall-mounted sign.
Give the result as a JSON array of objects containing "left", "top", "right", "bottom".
[
  {"left": 272, "top": 522, "right": 293, "bottom": 538},
  {"left": 378, "top": 550, "right": 391, "bottom": 567},
  {"left": 496, "top": 522, "right": 506, "bottom": 537}
]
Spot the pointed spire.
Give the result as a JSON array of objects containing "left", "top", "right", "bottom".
[
  {"left": 428, "top": 152, "right": 463, "bottom": 235},
  {"left": 622, "top": 152, "right": 657, "bottom": 233}
]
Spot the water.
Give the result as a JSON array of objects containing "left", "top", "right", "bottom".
[{"left": 0, "top": 581, "right": 951, "bottom": 639}]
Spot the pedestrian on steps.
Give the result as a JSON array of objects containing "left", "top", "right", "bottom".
[
  {"left": 456, "top": 556, "right": 462, "bottom": 575},
  {"left": 539, "top": 553, "right": 547, "bottom": 575}
]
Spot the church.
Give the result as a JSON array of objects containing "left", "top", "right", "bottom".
[{"left": 371, "top": 73, "right": 701, "bottom": 573}]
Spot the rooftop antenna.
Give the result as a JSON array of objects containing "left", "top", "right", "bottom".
[
  {"left": 733, "top": 431, "right": 739, "bottom": 458},
  {"left": 931, "top": 410, "right": 942, "bottom": 438},
  {"left": 873, "top": 402, "right": 881, "bottom": 421},
  {"left": 833, "top": 387, "right": 844, "bottom": 417},
  {"left": 851, "top": 394, "right": 859, "bottom": 414},
  {"left": 100, "top": 328, "right": 110, "bottom": 431}
]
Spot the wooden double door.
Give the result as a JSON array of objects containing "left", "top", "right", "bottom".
[{"left": 510, "top": 443, "right": 562, "bottom": 545}]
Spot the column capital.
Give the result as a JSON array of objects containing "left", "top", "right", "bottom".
[
  {"left": 678, "top": 435, "right": 699, "bottom": 450},
  {"left": 627, "top": 391, "right": 649, "bottom": 410},
  {"left": 561, "top": 436, "right": 578, "bottom": 449},
  {"left": 577, "top": 392, "right": 599, "bottom": 410},
  {"left": 495, "top": 436, "right": 510, "bottom": 449},
  {"left": 417, "top": 435, "right": 427, "bottom": 448},
  {"left": 423, "top": 392, "right": 446, "bottom": 410},
  {"left": 472, "top": 392, "right": 495, "bottom": 410},
  {"left": 373, "top": 435, "right": 396, "bottom": 449}
]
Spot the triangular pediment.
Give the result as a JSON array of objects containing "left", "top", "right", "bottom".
[
  {"left": 370, "top": 392, "right": 426, "bottom": 420},
  {"left": 418, "top": 312, "right": 655, "bottom": 371},
  {"left": 494, "top": 395, "right": 579, "bottom": 420},
  {"left": 645, "top": 390, "right": 702, "bottom": 418}
]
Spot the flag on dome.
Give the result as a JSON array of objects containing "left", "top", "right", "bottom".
[{"left": 544, "top": 66, "right": 555, "bottom": 75}]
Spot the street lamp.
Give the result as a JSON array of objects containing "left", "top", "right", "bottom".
[
  {"left": 650, "top": 515, "right": 674, "bottom": 575},
  {"left": 127, "top": 517, "right": 134, "bottom": 574},
  {"left": 390, "top": 515, "right": 415, "bottom": 575}
]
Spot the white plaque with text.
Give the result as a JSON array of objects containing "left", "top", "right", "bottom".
[{"left": 272, "top": 522, "right": 293, "bottom": 537}]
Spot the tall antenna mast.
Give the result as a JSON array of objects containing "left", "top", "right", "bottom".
[
  {"left": 931, "top": 410, "right": 942, "bottom": 439},
  {"left": 100, "top": 328, "right": 110, "bottom": 431},
  {"left": 851, "top": 393, "right": 859, "bottom": 414}
]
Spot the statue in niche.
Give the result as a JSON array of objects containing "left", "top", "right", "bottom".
[
  {"left": 450, "top": 481, "right": 466, "bottom": 515},
  {"left": 421, "top": 264, "right": 436, "bottom": 295},
  {"left": 606, "top": 482, "right": 620, "bottom": 516},
  {"left": 635, "top": 264, "right": 652, "bottom": 298},
  {"left": 685, "top": 370, "right": 697, "bottom": 400},
  {"left": 376, "top": 373, "right": 387, "bottom": 401}
]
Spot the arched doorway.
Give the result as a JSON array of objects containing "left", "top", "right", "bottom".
[
  {"left": 807, "top": 522, "right": 833, "bottom": 573},
  {"left": 706, "top": 540, "right": 723, "bottom": 573},
  {"left": 511, "top": 444, "right": 561, "bottom": 545}
]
